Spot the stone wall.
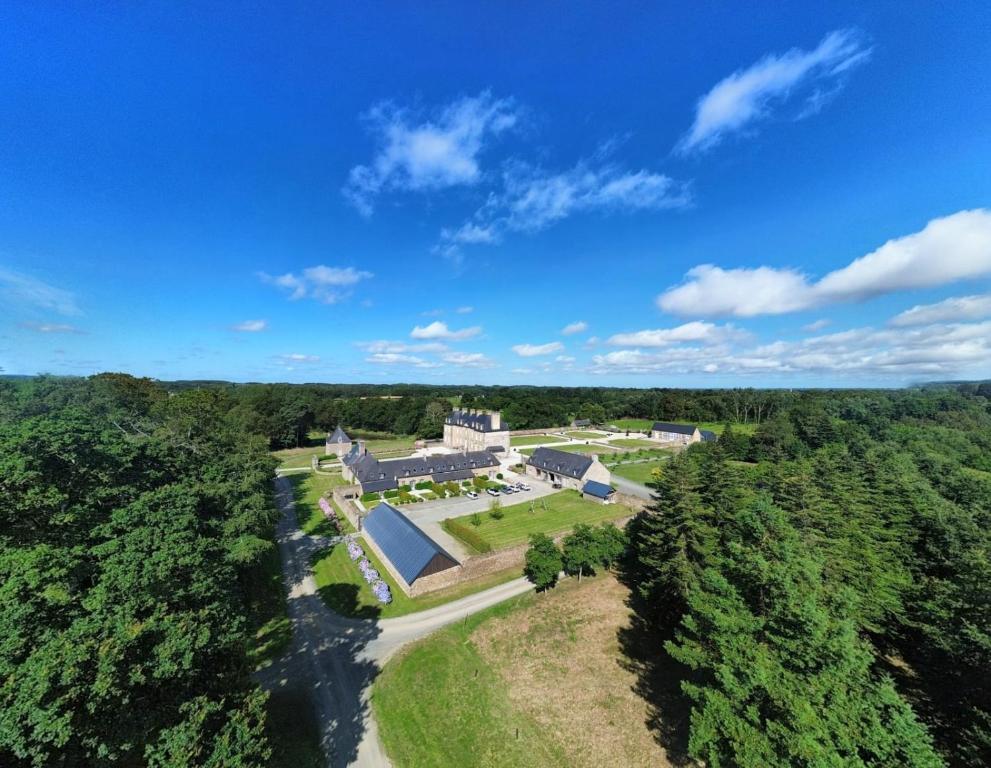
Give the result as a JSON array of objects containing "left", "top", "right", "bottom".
[
  {"left": 331, "top": 486, "right": 363, "bottom": 531},
  {"left": 509, "top": 427, "right": 570, "bottom": 436}
]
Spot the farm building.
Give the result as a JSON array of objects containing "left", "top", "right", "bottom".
[
  {"left": 325, "top": 425, "right": 352, "bottom": 457},
  {"left": 525, "top": 446, "right": 611, "bottom": 491},
  {"left": 341, "top": 441, "right": 500, "bottom": 493},
  {"left": 443, "top": 408, "right": 510, "bottom": 453},
  {"left": 581, "top": 480, "right": 616, "bottom": 504},
  {"left": 362, "top": 502, "right": 459, "bottom": 589},
  {"left": 650, "top": 422, "right": 718, "bottom": 445},
  {"left": 571, "top": 418, "right": 592, "bottom": 428}
]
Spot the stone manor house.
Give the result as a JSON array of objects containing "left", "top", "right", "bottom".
[{"left": 443, "top": 408, "right": 510, "bottom": 453}]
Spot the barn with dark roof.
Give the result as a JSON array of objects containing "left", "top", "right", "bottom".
[
  {"left": 362, "top": 502, "right": 459, "bottom": 588},
  {"left": 524, "top": 446, "right": 612, "bottom": 491}
]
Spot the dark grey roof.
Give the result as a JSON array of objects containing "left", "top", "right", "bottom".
[
  {"left": 487, "top": 445, "right": 505, "bottom": 452},
  {"left": 700, "top": 430, "right": 718, "bottom": 442},
  {"left": 327, "top": 425, "right": 351, "bottom": 444},
  {"left": 350, "top": 448, "right": 498, "bottom": 488},
  {"left": 582, "top": 480, "right": 615, "bottom": 499},
  {"left": 651, "top": 422, "right": 699, "bottom": 436},
  {"left": 527, "top": 447, "right": 594, "bottom": 480},
  {"left": 362, "top": 478, "right": 398, "bottom": 493},
  {"left": 573, "top": 418, "right": 591, "bottom": 427},
  {"left": 363, "top": 503, "right": 458, "bottom": 584},
  {"left": 444, "top": 409, "right": 506, "bottom": 432},
  {"left": 431, "top": 468, "right": 474, "bottom": 483}
]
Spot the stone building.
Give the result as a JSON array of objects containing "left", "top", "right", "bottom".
[
  {"left": 443, "top": 409, "right": 510, "bottom": 453},
  {"left": 325, "top": 425, "right": 352, "bottom": 457},
  {"left": 341, "top": 441, "right": 500, "bottom": 494},
  {"left": 649, "top": 422, "right": 718, "bottom": 445},
  {"left": 524, "top": 446, "right": 611, "bottom": 491}
]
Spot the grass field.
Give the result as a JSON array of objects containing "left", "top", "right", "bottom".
[
  {"left": 611, "top": 460, "right": 667, "bottom": 486},
  {"left": 446, "top": 490, "right": 630, "bottom": 551},
  {"left": 609, "top": 419, "right": 758, "bottom": 436},
  {"left": 311, "top": 537, "right": 523, "bottom": 619},
  {"left": 519, "top": 443, "right": 619, "bottom": 457},
  {"left": 289, "top": 472, "right": 355, "bottom": 537},
  {"left": 510, "top": 434, "right": 567, "bottom": 447},
  {"left": 607, "top": 438, "right": 657, "bottom": 449},
  {"left": 272, "top": 429, "right": 416, "bottom": 469},
  {"left": 565, "top": 430, "right": 606, "bottom": 439},
  {"left": 372, "top": 575, "right": 675, "bottom": 768},
  {"left": 609, "top": 418, "right": 654, "bottom": 431}
]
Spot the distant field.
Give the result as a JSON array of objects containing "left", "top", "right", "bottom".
[
  {"left": 609, "top": 418, "right": 654, "bottom": 432},
  {"left": 373, "top": 575, "right": 674, "bottom": 768},
  {"left": 565, "top": 430, "right": 606, "bottom": 439},
  {"left": 609, "top": 419, "right": 759, "bottom": 437},
  {"left": 607, "top": 438, "right": 656, "bottom": 449},
  {"left": 311, "top": 537, "right": 522, "bottom": 619},
  {"left": 611, "top": 460, "right": 667, "bottom": 486},
  {"left": 520, "top": 443, "right": 619, "bottom": 457},
  {"left": 510, "top": 434, "right": 568, "bottom": 447},
  {"left": 697, "top": 421, "right": 758, "bottom": 436},
  {"left": 446, "top": 490, "right": 630, "bottom": 551}
]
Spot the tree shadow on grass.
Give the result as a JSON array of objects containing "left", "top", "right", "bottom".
[
  {"left": 614, "top": 529, "right": 695, "bottom": 766},
  {"left": 315, "top": 579, "right": 383, "bottom": 621}
]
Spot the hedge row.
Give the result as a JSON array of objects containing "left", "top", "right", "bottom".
[
  {"left": 443, "top": 518, "right": 493, "bottom": 554},
  {"left": 360, "top": 491, "right": 381, "bottom": 503}
]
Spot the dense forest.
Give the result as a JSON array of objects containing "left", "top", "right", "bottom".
[
  {"left": 1, "top": 374, "right": 988, "bottom": 766},
  {"left": 627, "top": 387, "right": 991, "bottom": 767}
]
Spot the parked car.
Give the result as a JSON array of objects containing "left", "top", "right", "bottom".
[
  {"left": 518, "top": 483, "right": 531, "bottom": 491},
  {"left": 501, "top": 485, "right": 514, "bottom": 493},
  {"left": 465, "top": 491, "right": 478, "bottom": 499},
  {"left": 486, "top": 488, "right": 500, "bottom": 497}
]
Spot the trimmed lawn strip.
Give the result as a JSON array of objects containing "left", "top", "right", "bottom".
[
  {"left": 447, "top": 490, "right": 631, "bottom": 550},
  {"left": 312, "top": 537, "right": 522, "bottom": 619},
  {"left": 565, "top": 430, "right": 606, "bottom": 439},
  {"left": 519, "top": 443, "right": 619, "bottom": 457},
  {"left": 290, "top": 472, "right": 348, "bottom": 537},
  {"left": 611, "top": 460, "right": 667, "bottom": 486},
  {"left": 609, "top": 418, "right": 654, "bottom": 431},
  {"left": 607, "top": 438, "right": 657, "bottom": 449},
  {"left": 372, "top": 592, "right": 563, "bottom": 768},
  {"left": 510, "top": 434, "right": 567, "bottom": 447}
]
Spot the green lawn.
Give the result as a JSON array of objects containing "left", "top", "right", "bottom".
[
  {"left": 311, "top": 537, "right": 523, "bottom": 619},
  {"left": 372, "top": 592, "right": 558, "bottom": 768},
  {"left": 519, "top": 443, "right": 618, "bottom": 457},
  {"left": 697, "top": 421, "right": 758, "bottom": 436},
  {"left": 609, "top": 418, "right": 654, "bottom": 431},
  {"left": 289, "top": 472, "right": 354, "bottom": 537},
  {"left": 565, "top": 430, "right": 605, "bottom": 439},
  {"left": 610, "top": 460, "right": 667, "bottom": 486},
  {"left": 510, "top": 434, "right": 567, "bottom": 447},
  {"left": 606, "top": 438, "right": 656, "bottom": 449},
  {"left": 446, "top": 490, "right": 630, "bottom": 550}
]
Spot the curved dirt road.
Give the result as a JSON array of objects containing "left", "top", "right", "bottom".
[{"left": 256, "top": 476, "right": 533, "bottom": 768}]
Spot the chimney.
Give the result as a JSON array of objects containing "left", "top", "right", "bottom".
[
  {"left": 591, "top": 453, "right": 599, "bottom": 464},
  {"left": 490, "top": 411, "right": 501, "bottom": 429},
  {"left": 358, "top": 440, "right": 367, "bottom": 456}
]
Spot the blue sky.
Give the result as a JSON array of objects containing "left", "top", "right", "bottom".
[{"left": 2, "top": 1, "right": 990, "bottom": 387}]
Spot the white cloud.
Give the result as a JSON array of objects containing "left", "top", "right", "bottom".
[
  {"left": 555, "top": 355, "right": 576, "bottom": 364},
  {"left": 561, "top": 321, "right": 588, "bottom": 335},
  {"left": 890, "top": 293, "right": 991, "bottom": 327},
  {"left": 658, "top": 210, "right": 991, "bottom": 317},
  {"left": 441, "top": 223, "right": 500, "bottom": 245},
  {"left": 343, "top": 91, "right": 519, "bottom": 216},
  {"left": 19, "top": 321, "right": 84, "bottom": 334},
  {"left": 677, "top": 28, "right": 871, "bottom": 153},
  {"left": 365, "top": 352, "right": 442, "bottom": 368},
  {"left": 511, "top": 367, "right": 535, "bottom": 375},
  {"left": 278, "top": 353, "right": 320, "bottom": 363},
  {"left": 0, "top": 267, "right": 80, "bottom": 316},
  {"left": 357, "top": 339, "right": 449, "bottom": 354},
  {"left": 607, "top": 321, "right": 746, "bottom": 347},
  {"left": 512, "top": 341, "right": 564, "bottom": 357},
  {"left": 443, "top": 351, "right": 496, "bottom": 368},
  {"left": 260, "top": 265, "right": 373, "bottom": 304},
  {"left": 232, "top": 319, "right": 267, "bottom": 332},
  {"left": 455, "top": 305, "right": 474, "bottom": 314},
  {"left": 410, "top": 321, "right": 482, "bottom": 341},
  {"left": 802, "top": 318, "right": 831, "bottom": 332}
]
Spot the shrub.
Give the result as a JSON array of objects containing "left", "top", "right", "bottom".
[
  {"left": 444, "top": 481, "right": 460, "bottom": 497},
  {"left": 470, "top": 512, "right": 482, "bottom": 527},
  {"left": 399, "top": 484, "right": 412, "bottom": 492},
  {"left": 473, "top": 475, "right": 488, "bottom": 489},
  {"left": 360, "top": 491, "right": 381, "bottom": 503},
  {"left": 489, "top": 498, "right": 504, "bottom": 520},
  {"left": 442, "top": 518, "right": 493, "bottom": 554},
  {"left": 383, "top": 489, "right": 400, "bottom": 498},
  {"left": 496, "top": 473, "right": 504, "bottom": 480},
  {"left": 414, "top": 481, "right": 433, "bottom": 490}
]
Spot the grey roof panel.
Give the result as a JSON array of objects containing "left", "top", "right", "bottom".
[
  {"left": 327, "top": 425, "right": 351, "bottom": 444},
  {"left": 700, "top": 430, "right": 718, "bottom": 442},
  {"left": 527, "top": 447, "right": 594, "bottom": 480},
  {"left": 363, "top": 502, "right": 458, "bottom": 584},
  {"left": 651, "top": 422, "right": 699, "bottom": 436},
  {"left": 582, "top": 480, "right": 615, "bottom": 499},
  {"left": 431, "top": 469, "right": 475, "bottom": 483},
  {"left": 444, "top": 409, "right": 507, "bottom": 433}
]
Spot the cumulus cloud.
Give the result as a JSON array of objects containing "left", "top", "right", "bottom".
[
  {"left": 443, "top": 351, "right": 496, "bottom": 368},
  {"left": 232, "top": 319, "right": 267, "bottom": 332},
  {"left": 278, "top": 353, "right": 320, "bottom": 363},
  {"left": 260, "top": 265, "right": 373, "bottom": 304},
  {"left": 19, "top": 321, "right": 84, "bottom": 334},
  {"left": 410, "top": 321, "right": 482, "bottom": 341},
  {"left": 890, "top": 293, "right": 991, "bottom": 327},
  {"left": 365, "top": 352, "right": 442, "bottom": 368},
  {"left": 658, "top": 210, "right": 991, "bottom": 317},
  {"left": 561, "top": 321, "right": 588, "bottom": 335},
  {"left": 607, "top": 321, "right": 746, "bottom": 347},
  {"left": 677, "top": 28, "right": 871, "bottom": 153},
  {"left": 343, "top": 91, "right": 519, "bottom": 216},
  {"left": 0, "top": 267, "right": 80, "bottom": 316},
  {"left": 591, "top": 320, "right": 991, "bottom": 379},
  {"left": 357, "top": 339, "right": 449, "bottom": 354},
  {"left": 802, "top": 318, "right": 831, "bottom": 332},
  {"left": 512, "top": 341, "right": 564, "bottom": 357},
  {"left": 455, "top": 305, "right": 474, "bottom": 314}
]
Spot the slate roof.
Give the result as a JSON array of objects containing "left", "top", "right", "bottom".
[
  {"left": 651, "top": 422, "right": 699, "bottom": 436},
  {"left": 348, "top": 447, "right": 499, "bottom": 489},
  {"left": 582, "top": 480, "right": 615, "bottom": 499},
  {"left": 527, "top": 446, "right": 594, "bottom": 480},
  {"left": 327, "top": 425, "right": 351, "bottom": 444},
  {"left": 431, "top": 468, "right": 475, "bottom": 483},
  {"left": 700, "top": 430, "right": 718, "bottom": 442},
  {"left": 363, "top": 502, "right": 458, "bottom": 584},
  {"left": 572, "top": 418, "right": 591, "bottom": 427},
  {"left": 444, "top": 409, "right": 506, "bottom": 432}
]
